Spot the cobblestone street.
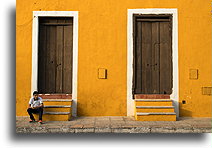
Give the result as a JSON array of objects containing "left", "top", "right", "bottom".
[{"left": 16, "top": 116, "right": 212, "bottom": 133}]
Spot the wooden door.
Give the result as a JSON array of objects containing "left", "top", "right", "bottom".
[
  {"left": 133, "top": 15, "right": 173, "bottom": 94},
  {"left": 38, "top": 17, "right": 73, "bottom": 94}
]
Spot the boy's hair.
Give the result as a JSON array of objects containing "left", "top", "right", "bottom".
[{"left": 33, "top": 91, "right": 39, "bottom": 95}]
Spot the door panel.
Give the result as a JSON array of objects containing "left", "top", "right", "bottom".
[
  {"left": 47, "top": 25, "right": 56, "bottom": 93},
  {"left": 38, "top": 17, "right": 73, "bottom": 94},
  {"left": 134, "top": 15, "right": 172, "bottom": 94},
  {"left": 55, "top": 24, "right": 63, "bottom": 93},
  {"left": 135, "top": 21, "right": 142, "bottom": 93},
  {"left": 151, "top": 22, "right": 160, "bottom": 94},
  {"left": 38, "top": 25, "right": 46, "bottom": 92},
  {"left": 63, "top": 22, "right": 73, "bottom": 93},
  {"left": 159, "top": 22, "right": 172, "bottom": 94},
  {"left": 141, "top": 22, "right": 152, "bottom": 94}
]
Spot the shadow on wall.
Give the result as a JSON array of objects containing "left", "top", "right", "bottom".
[{"left": 179, "top": 103, "right": 193, "bottom": 117}]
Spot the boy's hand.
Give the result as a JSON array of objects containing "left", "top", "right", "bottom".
[{"left": 32, "top": 106, "right": 40, "bottom": 109}]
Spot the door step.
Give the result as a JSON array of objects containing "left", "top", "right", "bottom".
[
  {"left": 134, "top": 96, "right": 176, "bottom": 121},
  {"left": 44, "top": 105, "right": 72, "bottom": 112},
  {"left": 42, "top": 99, "right": 72, "bottom": 102},
  {"left": 135, "top": 113, "right": 176, "bottom": 121},
  {"left": 135, "top": 94, "right": 170, "bottom": 99},
  {"left": 135, "top": 99, "right": 173, "bottom": 106},
  {"left": 135, "top": 99, "right": 172, "bottom": 102},
  {"left": 35, "top": 111, "right": 71, "bottom": 121},
  {"left": 136, "top": 106, "right": 175, "bottom": 112},
  {"left": 44, "top": 112, "right": 71, "bottom": 115},
  {"left": 136, "top": 106, "right": 174, "bottom": 108},
  {"left": 44, "top": 105, "right": 71, "bottom": 108},
  {"left": 39, "top": 94, "right": 72, "bottom": 99},
  {"left": 136, "top": 112, "right": 176, "bottom": 115},
  {"left": 34, "top": 94, "right": 72, "bottom": 121}
]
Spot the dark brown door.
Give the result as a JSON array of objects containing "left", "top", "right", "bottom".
[
  {"left": 133, "top": 15, "right": 173, "bottom": 94},
  {"left": 38, "top": 17, "right": 73, "bottom": 94}
]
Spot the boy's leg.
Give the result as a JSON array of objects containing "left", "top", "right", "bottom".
[
  {"left": 27, "top": 108, "right": 36, "bottom": 121},
  {"left": 38, "top": 107, "right": 43, "bottom": 121}
]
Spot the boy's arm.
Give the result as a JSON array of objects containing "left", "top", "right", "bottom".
[
  {"left": 40, "top": 98, "right": 44, "bottom": 108},
  {"left": 33, "top": 101, "right": 44, "bottom": 109},
  {"left": 33, "top": 104, "right": 43, "bottom": 109},
  {"left": 28, "top": 98, "right": 32, "bottom": 109},
  {"left": 40, "top": 103, "right": 44, "bottom": 108},
  {"left": 36, "top": 103, "right": 43, "bottom": 108}
]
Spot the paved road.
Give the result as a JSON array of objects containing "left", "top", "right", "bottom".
[{"left": 16, "top": 116, "right": 212, "bottom": 133}]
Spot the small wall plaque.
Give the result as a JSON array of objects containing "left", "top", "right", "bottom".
[
  {"left": 98, "top": 68, "right": 107, "bottom": 79},
  {"left": 189, "top": 69, "right": 198, "bottom": 80}
]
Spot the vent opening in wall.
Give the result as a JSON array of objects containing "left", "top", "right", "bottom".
[
  {"left": 182, "top": 100, "right": 186, "bottom": 104},
  {"left": 202, "top": 87, "right": 212, "bottom": 95}
]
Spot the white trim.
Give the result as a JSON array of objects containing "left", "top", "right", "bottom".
[
  {"left": 31, "top": 11, "right": 78, "bottom": 117},
  {"left": 127, "top": 9, "right": 179, "bottom": 117}
]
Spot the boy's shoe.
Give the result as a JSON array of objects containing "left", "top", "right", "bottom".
[
  {"left": 29, "top": 120, "right": 36, "bottom": 123},
  {"left": 38, "top": 120, "right": 43, "bottom": 124}
]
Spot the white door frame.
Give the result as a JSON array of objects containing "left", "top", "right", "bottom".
[
  {"left": 127, "top": 9, "right": 179, "bottom": 117},
  {"left": 31, "top": 11, "right": 78, "bottom": 117}
]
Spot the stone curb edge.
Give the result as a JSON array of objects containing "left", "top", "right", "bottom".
[{"left": 16, "top": 127, "right": 212, "bottom": 134}]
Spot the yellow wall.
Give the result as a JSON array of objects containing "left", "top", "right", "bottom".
[{"left": 16, "top": 0, "right": 211, "bottom": 117}]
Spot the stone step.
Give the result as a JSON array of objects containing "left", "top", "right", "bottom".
[
  {"left": 135, "top": 114, "right": 176, "bottom": 121},
  {"left": 44, "top": 105, "right": 71, "bottom": 108},
  {"left": 136, "top": 112, "right": 176, "bottom": 115},
  {"left": 135, "top": 99, "right": 172, "bottom": 102},
  {"left": 134, "top": 94, "right": 170, "bottom": 99},
  {"left": 44, "top": 107, "right": 71, "bottom": 112},
  {"left": 39, "top": 94, "right": 72, "bottom": 99},
  {"left": 42, "top": 99, "right": 72, "bottom": 102},
  {"left": 136, "top": 106, "right": 174, "bottom": 108},
  {"left": 44, "top": 112, "right": 71, "bottom": 115},
  {"left": 42, "top": 100, "right": 72, "bottom": 106},
  {"left": 37, "top": 98, "right": 72, "bottom": 121},
  {"left": 34, "top": 111, "right": 71, "bottom": 121},
  {"left": 135, "top": 112, "right": 176, "bottom": 121},
  {"left": 136, "top": 106, "right": 175, "bottom": 113},
  {"left": 135, "top": 101, "right": 173, "bottom": 106}
]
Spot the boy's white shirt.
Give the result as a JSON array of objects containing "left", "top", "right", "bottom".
[{"left": 29, "top": 97, "right": 43, "bottom": 108}]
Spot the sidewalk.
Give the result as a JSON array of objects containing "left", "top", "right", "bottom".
[{"left": 16, "top": 116, "right": 212, "bottom": 133}]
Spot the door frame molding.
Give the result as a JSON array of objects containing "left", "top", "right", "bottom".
[
  {"left": 127, "top": 9, "right": 179, "bottom": 117},
  {"left": 31, "top": 11, "right": 78, "bottom": 117}
]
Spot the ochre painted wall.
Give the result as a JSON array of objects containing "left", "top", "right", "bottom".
[{"left": 16, "top": 0, "right": 211, "bottom": 117}]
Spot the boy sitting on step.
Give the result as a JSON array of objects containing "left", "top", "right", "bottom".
[{"left": 27, "top": 91, "right": 44, "bottom": 124}]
